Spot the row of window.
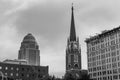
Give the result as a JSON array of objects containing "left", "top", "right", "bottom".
[
  {"left": 90, "top": 69, "right": 120, "bottom": 77},
  {"left": 0, "top": 66, "right": 43, "bottom": 72},
  {"left": 87, "top": 38, "right": 120, "bottom": 53},
  {"left": 88, "top": 45, "right": 120, "bottom": 58},
  {"left": 88, "top": 43, "right": 120, "bottom": 56},
  {"left": 91, "top": 75, "right": 119, "bottom": 80},
  {"left": 89, "top": 62, "right": 120, "bottom": 72},
  {"left": 3, "top": 72, "right": 42, "bottom": 78},
  {"left": 88, "top": 51, "right": 120, "bottom": 63},
  {"left": 89, "top": 61, "right": 120, "bottom": 69}
]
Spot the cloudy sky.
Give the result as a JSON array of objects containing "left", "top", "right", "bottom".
[{"left": 1, "top": 0, "right": 120, "bottom": 77}]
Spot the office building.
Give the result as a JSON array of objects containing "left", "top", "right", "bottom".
[
  {"left": 85, "top": 26, "right": 120, "bottom": 80},
  {"left": 0, "top": 62, "right": 48, "bottom": 80},
  {"left": 18, "top": 33, "right": 40, "bottom": 66}
]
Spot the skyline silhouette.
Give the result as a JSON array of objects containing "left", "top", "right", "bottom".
[{"left": 0, "top": 0, "right": 120, "bottom": 77}]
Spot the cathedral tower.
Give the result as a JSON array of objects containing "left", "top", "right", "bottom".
[
  {"left": 66, "top": 5, "right": 81, "bottom": 73},
  {"left": 18, "top": 33, "right": 40, "bottom": 66}
]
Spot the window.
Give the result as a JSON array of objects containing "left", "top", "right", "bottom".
[
  {"left": 110, "top": 35, "right": 115, "bottom": 40},
  {"left": 16, "top": 73, "right": 18, "bottom": 76},
  {"left": 111, "top": 52, "right": 116, "bottom": 57},
  {"left": 32, "top": 74, "right": 34, "bottom": 77},
  {"left": 112, "top": 57, "right": 116, "bottom": 62},
  {"left": 111, "top": 46, "right": 116, "bottom": 51},
  {"left": 113, "top": 75, "right": 118, "bottom": 79},
  {"left": 74, "top": 64, "right": 78, "bottom": 68},
  {"left": 113, "top": 69, "right": 118, "bottom": 74},
  {"left": 118, "top": 62, "right": 120, "bottom": 67},
  {"left": 116, "top": 45, "right": 119, "bottom": 49},
  {"left": 5, "top": 67, "right": 8, "bottom": 70},
  {"left": 16, "top": 68, "right": 19, "bottom": 71},
  {"left": 118, "top": 68, "right": 120, "bottom": 73},
  {"left": 108, "top": 58, "right": 111, "bottom": 63},
  {"left": 117, "top": 56, "right": 120, "bottom": 61},
  {"left": 38, "top": 69, "right": 40, "bottom": 72},
  {"left": 29, "top": 44, "right": 35, "bottom": 48},
  {"left": 11, "top": 67, "right": 13, "bottom": 70},
  {"left": 27, "top": 68, "right": 29, "bottom": 71},
  {"left": 11, "top": 73, "right": 13, "bottom": 76},
  {"left": 27, "top": 74, "right": 29, "bottom": 77},
  {"left": 112, "top": 63, "right": 117, "bottom": 68},
  {"left": 102, "top": 71, "right": 106, "bottom": 75},
  {"left": 68, "top": 64, "right": 71, "bottom": 68},
  {"left": 74, "top": 55, "right": 78, "bottom": 62},
  {"left": 68, "top": 55, "right": 71, "bottom": 64},
  {"left": 117, "top": 50, "right": 119, "bottom": 55},
  {"left": 21, "top": 73, "right": 24, "bottom": 77},
  {"left": 111, "top": 40, "right": 115, "bottom": 45},
  {"left": 5, "top": 73, "right": 7, "bottom": 75},
  {"left": 22, "top": 68, "right": 24, "bottom": 71}
]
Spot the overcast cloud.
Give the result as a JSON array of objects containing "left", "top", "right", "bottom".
[{"left": 1, "top": 0, "right": 120, "bottom": 77}]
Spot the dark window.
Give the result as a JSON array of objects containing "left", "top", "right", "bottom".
[
  {"left": 32, "top": 74, "right": 34, "bottom": 77},
  {"left": 27, "top": 68, "right": 29, "bottom": 71},
  {"left": 74, "top": 64, "right": 78, "bottom": 68},
  {"left": 21, "top": 73, "right": 24, "bottom": 77},
  {"left": 22, "top": 68, "right": 24, "bottom": 71},
  {"left": 113, "top": 75, "right": 118, "bottom": 79},
  {"left": 68, "top": 64, "right": 71, "bottom": 68},
  {"left": 38, "top": 69, "right": 40, "bottom": 72}
]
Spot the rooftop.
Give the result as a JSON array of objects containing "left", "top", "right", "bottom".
[{"left": 85, "top": 26, "right": 120, "bottom": 43}]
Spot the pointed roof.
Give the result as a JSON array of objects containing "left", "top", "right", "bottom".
[{"left": 70, "top": 4, "right": 76, "bottom": 41}]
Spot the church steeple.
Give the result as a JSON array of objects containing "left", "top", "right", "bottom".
[
  {"left": 70, "top": 4, "right": 76, "bottom": 41},
  {"left": 66, "top": 4, "right": 81, "bottom": 75}
]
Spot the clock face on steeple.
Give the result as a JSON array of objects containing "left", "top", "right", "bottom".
[
  {"left": 68, "top": 44, "right": 71, "bottom": 49},
  {"left": 73, "top": 44, "right": 77, "bottom": 49}
]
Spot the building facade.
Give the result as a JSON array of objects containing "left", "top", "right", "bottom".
[
  {"left": 18, "top": 33, "right": 40, "bottom": 66},
  {"left": 0, "top": 62, "right": 48, "bottom": 80},
  {"left": 66, "top": 5, "right": 81, "bottom": 77},
  {"left": 85, "top": 27, "right": 120, "bottom": 80}
]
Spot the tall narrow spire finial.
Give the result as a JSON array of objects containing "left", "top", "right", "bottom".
[
  {"left": 70, "top": 3, "right": 76, "bottom": 41},
  {"left": 72, "top": 3, "right": 74, "bottom": 11}
]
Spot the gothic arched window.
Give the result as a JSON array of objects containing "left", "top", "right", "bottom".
[{"left": 74, "top": 64, "right": 79, "bottom": 68}]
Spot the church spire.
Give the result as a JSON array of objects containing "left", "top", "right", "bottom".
[{"left": 70, "top": 4, "right": 76, "bottom": 41}]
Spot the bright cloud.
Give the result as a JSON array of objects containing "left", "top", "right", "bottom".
[{"left": 0, "top": 24, "right": 20, "bottom": 61}]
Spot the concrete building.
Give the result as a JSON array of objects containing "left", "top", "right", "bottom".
[
  {"left": 65, "top": 5, "right": 81, "bottom": 77},
  {"left": 0, "top": 62, "right": 48, "bottom": 80},
  {"left": 18, "top": 33, "right": 40, "bottom": 66},
  {"left": 85, "top": 26, "right": 120, "bottom": 80}
]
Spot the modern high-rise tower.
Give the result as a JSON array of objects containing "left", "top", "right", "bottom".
[
  {"left": 66, "top": 5, "right": 81, "bottom": 74},
  {"left": 18, "top": 33, "right": 40, "bottom": 66}
]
